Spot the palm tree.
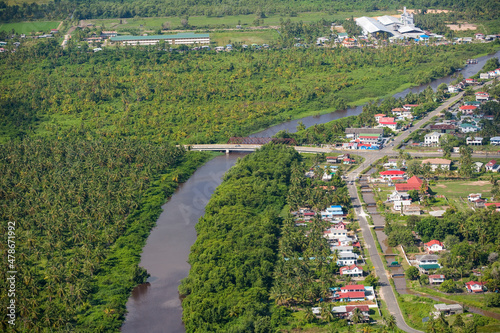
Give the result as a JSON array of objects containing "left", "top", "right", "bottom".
[
  {"left": 384, "top": 314, "right": 396, "bottom": 331},
  {"left": 350, "top": 306, "right": 364, "bottom": 324}
]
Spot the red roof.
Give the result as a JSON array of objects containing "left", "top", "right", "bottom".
[
  {"left": 425, "top": 240, "right": 443, "bottom": 247},
  {"left": 404, "top": 104, "right": 419, "bottom": 107},
  {"left": 459, "top": 105, "right": 477, "bottom": 110},
  {"left": 340, "top": 264, "right": 362, "bottom": 273},
  {"left": 379, "top": 121, "right": 397, "bottom": 125},
  {"left": 346, "top": 305, "right": 369, "bottom": 312},
  {"left": 352, "top": 241, "right": 361, "bottom": 247},
  {"left": 391, "top": 176, "right": 405, "bottom": 181},
  {"left": 380, "top": 170, "right": 405, "bottom": 176},
  {"left": 374, "top": 114, "right": 386, "bottom": 117},
  {"left": 336, "top": 291, "right": 365, "bottom": 299},
  {"left": 485, "top": 203, "right": 500, "bottom": 208},
  {"left": 475, "top": 91, "right": 488, "bottom": 95},
  {"left": 429, "top": 274, "right": 445, "bottom": 279},
  {"left": 341, "top": 284, "right": 365, "bottom": 291},
  {"left": 395, "top": 176, "right": 425, "bottom": 192},
  {"left": 486, "top": 160, "right": 497, "bottom": 166},
  {"left": 360, "top": 135, "right": 380, "bottom": 139}
]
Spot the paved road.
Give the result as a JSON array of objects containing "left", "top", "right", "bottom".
[{"left": 345, "top": 157, "right": 423, "bottom": 333}]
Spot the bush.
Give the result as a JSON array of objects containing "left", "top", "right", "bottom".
[{"left": 406, "top": 266, "right": 420, "bottom": 280}]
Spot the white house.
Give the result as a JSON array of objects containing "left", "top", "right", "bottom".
[
  {"left": 466, "top": 137, "right": 483, "bottom": 145},
  {"left": 415, "top": 254, "right": 439, "bottom": 265},
  {"left": 490, "top": 137, "right": 500, "bottom": 146},
  {"left": 337, "top": 252, "right": 361, "bottom": 266},
  {"left": 468, "top": 193, "right": 482, "bottom": 202},
  {"left": 429, "top": 274, "right": 445, "bottom": 284},
  {"left": 448, "top": 85, "right": 460, "bottom": 93},
  {"left": 465, "top": 281, "right": 486, "bottom": 293},
  {"left": 424, "top": 132, "right": 442, "bottom": 146},
  {"left": 340, "top": 264, "right": 364, "bottom": 277},
  {"left": 387, "top": 190, "right": 410, "bottom": 202},
  {"left": 394, "top": 199, "right": 412, "bottom": 211},
  {"left": 486, "top": 160, "right": 497, "bottom": 171},
  {"left": 480, "top": 73, "right": 490, "bottom": 80},
  {"left": 475, "top": 92, "right": 490, "bottom": 102},
  {"left": 421, "top": 158, "right": 451, "bottom": 171},
  {"left": 424, "top": 240, "right": 444, "bottom": 253},
  {"left": 321, "top": 205, "right": 344, "bottom": 219}
]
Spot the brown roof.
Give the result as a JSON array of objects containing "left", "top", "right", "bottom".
[{"left": 430, "top": 124, "right": 455, "bottom": 130}]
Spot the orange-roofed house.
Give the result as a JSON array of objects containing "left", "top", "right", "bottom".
[{"left": 374, "top": 114, "right": 386, "bottom": 122}]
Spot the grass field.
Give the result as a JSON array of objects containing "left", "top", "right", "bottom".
[
  {"left": 82, "top": 10, "right": 398, "bottom": 31},
  {"left": 0, "top": 21, "right": 60, "bottom": 34},
  {"left": 212, "top": 30, "right": 279, "bottom": 45},
  {"left": 431, "top": 179, "right": 492, "bottom": 199}
]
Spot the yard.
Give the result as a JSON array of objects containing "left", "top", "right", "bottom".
[
  {"left": 430, "top": 180, "right": 492, "bottom": 199},
  {"left": 0, "top": 21, "right": 60, "bottom": 34}
]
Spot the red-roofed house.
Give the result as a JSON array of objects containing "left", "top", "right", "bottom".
[
  {"left": 340, "top": 264, "right": 364, "bottom": 277},
  {"left": 335, "top": 291, "right": 366, "bottom": 301},
  {"left": 424, "top": 240, "right": 444, "bottom": 253},
  {"left": 485, "top": 203, "right": 500, "bottom": 212},
  {"left": 341, "top": 284, "right": 365, "bottom": 292},
  {"left": 429, "top": 274, "right": 445, "bottom": 284},
  {"left": 379, "top": 170, "right": 406, "bottom": 180},
  {"left": 395, "top": 176, "right": 424, "bottom": 192},
  {"left": 459, "top": 105, "right": 478, "bottom": 114},
  {"left": 465, "top": 281, "right": 486, "bottom": 293},
  {"left": 486, "top": 160, "right": 497, "bottom": 171},
  {"left": 403, "top": 104, "right": 419, "bottom": 111},
  {"left": 475, "top": 92, "right": 490, "bottom": 102}
]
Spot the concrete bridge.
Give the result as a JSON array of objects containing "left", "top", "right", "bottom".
[{"left": 186, "top": 144, "right": 344, "bottom": 154}]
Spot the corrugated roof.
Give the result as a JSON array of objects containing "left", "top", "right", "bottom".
[
  {"left": 110, "top": 33, "right": 210, "bottom": 41},
  {"left": 355, "top": 16, "right": 393, "bottom": 35},
  {"left": 378, "top": 15, "right": 401, "bottom": 26},
  {"left": 399, "top": 26, "right": 423, "bottom": 34}
]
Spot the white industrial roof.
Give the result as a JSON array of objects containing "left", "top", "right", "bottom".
[
  {"left": 399, "top": 25, "right": 423, "bottom": 34},
  {"left": 378, "top": 15, "right": 401, "bottom": 26},
  {"left": 355, "top": 16, "right": 393, "bottom": 35}
]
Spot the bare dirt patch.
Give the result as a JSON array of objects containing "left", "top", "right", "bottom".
[
  {"left": 446, "top": 23, "right": 477, "bottom": 31},
  {"left": 464, "top": 181, "right": 489, "bottom": 186},
  {"left": 435, "top": 184, "right": 447, "bottom": 188}
]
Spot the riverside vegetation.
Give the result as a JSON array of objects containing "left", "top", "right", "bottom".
[{"left": 0, "top": 30, "right": 498, "bottom": 331}]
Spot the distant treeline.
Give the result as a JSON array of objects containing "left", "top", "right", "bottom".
[{"left": 0, "top": 0, "right": 498, "bottom": 23}]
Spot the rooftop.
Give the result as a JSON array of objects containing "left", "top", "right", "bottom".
[{"left": 110, "top": 33, "right": 210, "bottom": 41}]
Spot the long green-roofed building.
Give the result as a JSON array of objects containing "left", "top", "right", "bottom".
[{"left": 110, "top": 33, "right": 210, "bottom": 46}]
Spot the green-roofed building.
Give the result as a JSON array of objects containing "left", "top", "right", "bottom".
[{"left": 110, "top": 33, "right": 210, "bottom": 46}]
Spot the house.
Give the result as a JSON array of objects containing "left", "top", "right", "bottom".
[
  {"left": 403, "top": 204, "right": 421, "bottom": 215},
  {"left": 459, "top": 105, "right": 478, "bottom": 115},
  {"left": 324, "top": 228, "right": 348, "bottom": 240},
  {"left": 465, "top": 281, "right": 486, "bottom": 293},
  {"left": 475, "top": 199, "right": 486, "bottom": 208},
  {"left": 429, "top": 275, "right": 445, "bottom": 284},
  {"left": 340, "top": 264, "right": 364, "bottom": 277},
  {"left": 430, "top": 124, "right": 455, "bottom": 133},
  {"left": 93, "top": 47, "right": 102, "bottom": 52},
  {"left": 424, "top": 132, "right": 442, "bottom": 146},
  {"left": 448, "top": 85, "right": 460, "bottom": 93},
  {"left": 480, "top": 73, "right": 490, "bottom": 80},
  {"left": 466, "top": 137, "right": 483, "bottom": 145},
  {"left": 473, "top": 162, "right": 483, "bottom": 172},
  {"left": 475, "top": 33, "right": 485, "bottom": 39},
  {"left": 50, "top": 29, "right": 59, "bottom": 34},
  {"left": 464, "top": 101, "right": 482, "bottom": 107},
  {"left": 403, "top": 104, "right": 419, "bottom": 111},
  {"left": 101, "top": 31, "right": 118, "bottom": 38},
  {"left": 342, "top": 38, "right": 357, "bottom": 48},
  {"left": 387, "top": 190, "right": 410, "bottom": 202},
  {"left": 392, "top": 108, "right": 413, "bottom": 119},
  {"left": 490, "top": 137, "right": 500, "bottom": 146},
  {"left": 330, "top": 305, "right": 370, "bottom": 321},
  {"left": 334, "top": 291, "right": 366, "bottom": 302},
  {"left": 378, "top": 117, "right": 398, "bottom": 131},
  {"left": 434, "top": 304, "right": 463, "bottom": 315},
  {"left": 468, "top": 193, "right": 482, "bottom": 202},
  {"left": 358, "top": 134, "right": 382, "bottom": 144},
  {"left": 383, "top": 158, "right": 405, "bottom": 168},
  {"left": 379, "top": 170, "right": 406, "bottom": 180},
  {"left": 374, "top": 113, "right": 386, "bottom": 123},
  {"left": 465, "top": 78, "right": 477, "bottom": 85},
  {"left": 394, "top": 199, "right": 412, "bottom": 211},
  {"left": 337, "top": 252, "right": 361, "bottom": 266},
  {"left": 421, "top": 158, "right": 451, "bottom": 171},
  {"left": 326, "top": 156, "right": 338, "bottom": 163},
  {"left": 321, "top": 205, "right": 344, "bottom": 219},
  {"left": 415, "top": 254, "right": 441, "bottom": 273},
  {"left": 424, "top": 240, "right": 444, "bottom": 253},
  {"left": 345, "top": 128, "right": 384, "bottom": 140},
  {"left": 485, "top": 160, "right": 497, "bottom": 171},
  {"left": 485, "top": 203, "right": 500, "bottom": 212},
  {"left": 475, "top": 92, "right": 490, "bottom": 102}
]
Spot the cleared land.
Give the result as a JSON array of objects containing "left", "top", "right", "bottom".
[
  {"left": 446, "top": 23, "right": 478, "bottom": 31},
  {"left": 0, "top": 21, "right": 59, "bottom": 34},
  {"left": 430, "top": 179, "right": 492, "bottom": 198},
  {"left": 211, "top": 30, "right": 279, "bottom": 45}
]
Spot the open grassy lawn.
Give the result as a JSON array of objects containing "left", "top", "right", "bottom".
[
  {"left": 212, "top": 30, "right": 279, "bottom": 45},
  {"left": 430, "top": 179, "right": 492, "bottom": 199},
  {"left": 0, "top": 21, "right": 60, "bottom": 34},
  {"left": 398, "top": 294, "right": 437, "bottom": 330},
  {"left": 82, "top": 10, "right": 399, "bottom": 31}
]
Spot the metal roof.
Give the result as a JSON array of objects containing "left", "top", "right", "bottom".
[
  {"left": 378, "top": 15, "right": 401, "bottom": 26},
  {"left": 355, "top": 16, "right": 393, "bottom": 35},
  {"left": 399, "top": 25, "right": 423, "bottom": 34},
  {"left": 110, "top": 33, "right": 210, "bottom": 41}
]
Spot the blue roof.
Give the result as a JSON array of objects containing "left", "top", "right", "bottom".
[
  {"left": 330, "top": 205, "right": 343, "bottom": 209},
  {"left": 420, "top": 34, "right": 430, "bottom": 38}
]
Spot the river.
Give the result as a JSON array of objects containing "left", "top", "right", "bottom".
[{"left": 122, "top": 50, "right": 500, "bottom": 332}]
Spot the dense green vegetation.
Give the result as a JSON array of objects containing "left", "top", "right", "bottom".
[
  {"left": 2, "top": 40, "right": 496, "bottom": 144},
  {"left": 0, "top": 137, "right": 211, "bottom": 331},
  {"left": 179, "top": 144, "right": 300, "bottom": 332}
]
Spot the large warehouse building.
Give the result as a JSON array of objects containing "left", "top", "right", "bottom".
[
  {"left": 355, "top": 7, "right": 423, "bottom": 39},
  {"left": 110, "top": 33, "right": 210, "bottom": 46}
]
